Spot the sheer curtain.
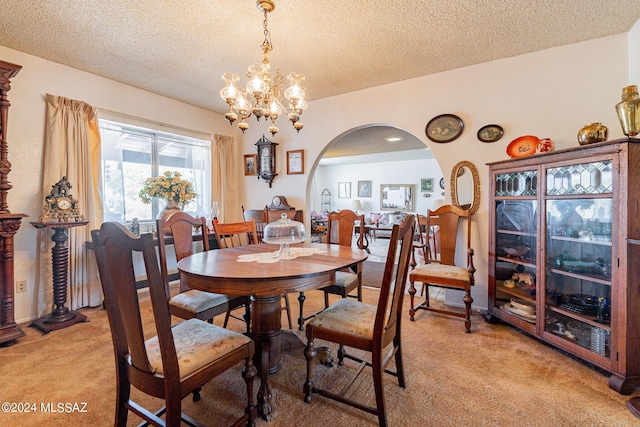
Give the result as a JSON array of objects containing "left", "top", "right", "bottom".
[
  {"left": 37, "top": 94, "right": 103, "bottom": 314},
  {"left": 211, "top": 134, "right": 240, "bottom": 222}
]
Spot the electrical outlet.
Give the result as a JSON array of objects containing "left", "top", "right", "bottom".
[{"left": 16, "top": 280, "right": 27, "bottom": 293}]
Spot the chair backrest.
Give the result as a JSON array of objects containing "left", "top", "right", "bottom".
[
  {"left": 416, "top": 213, "right": 440, "bottom": 262},
  {"left": 91, "top": 222, "right": 181, "bottom": 390},
  {"left": 157, "top": 211, "right": 210, "bottom": 293},
  {"left": 214, "top": 218, "right": 258, "bottom": 248},
  {"left": 326, "top": 209, "right": 365, "bottom": 249},
  {"left": 427, "top": 204, "right": 471, "bottom": 266},
  {"left": 242, "top": 206, "right": 267, "bottom": 243},
  {"left": 375, "top": 214, "right": 415, "bottom": 349}
]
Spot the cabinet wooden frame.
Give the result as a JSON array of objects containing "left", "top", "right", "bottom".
[
  {"left": 286, "top": 149, "right": 304, "bottom": 174},
  {"left": 486, "top": 138, "right": 640, "bottom": 395}
]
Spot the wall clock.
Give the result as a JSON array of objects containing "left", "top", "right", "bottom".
[
  {"left": 268, "top": 195, "right": 294, "bottom": 210},
  {"left": 255, "top": 135, "right": 278, "bottom": 188}
]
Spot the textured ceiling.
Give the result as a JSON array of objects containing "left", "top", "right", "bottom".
[{"left": 1, "top": 0, "right": 639, "bottom": 157}]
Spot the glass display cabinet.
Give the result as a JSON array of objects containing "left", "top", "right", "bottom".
[{"left": 487, "top": 138, "right": 640, "bottom": 395}]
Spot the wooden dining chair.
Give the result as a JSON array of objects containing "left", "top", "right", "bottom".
[
  {"left": 157, "top": 212, "right": 249, "bottom": 335},
  {"left": 410, "top": 213, "right": 441, "bottom": 287},
  {"left": 297, "top": 209, "right": 365, "bottom": 330},
  {"left": 303, "top": 215, "right": 415, "bottom": 427},
  {"left": 91, "top": 222, "right": 257, "bottom": 427},
  {"left": 214, "top": 219, "right": 293, "bottom": 330},
  {"left": 241, "top": 205, "right": 267, "bottom": 243},
  {"left": 322, "top": 209, "right": 365, "bottom": 306},
  {"left": 410, "top": 213, "right": 429, "bottom": 270},
  {"left": 408, "top": 204, "right": 476, "bottom": 332}
]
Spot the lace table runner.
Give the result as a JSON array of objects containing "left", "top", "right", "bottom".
[{"left": 237, "top": 247, "right": 326, "bottom": 263}]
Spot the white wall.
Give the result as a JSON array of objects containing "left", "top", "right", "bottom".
[
  {"left": 2, "top": 27, "right": 637, "bottom": 322},
  {"left": 630, "top": 18, "right": 640, "bottom": 82},
  {"left": 313, "top": 157, "right": 444, "bottom": 215},
  {"left": 0, "top": 46, "right": 230, "bottom": 323},
  {"left": 239, "top": 33, "right": 633, "bottom": 311}
]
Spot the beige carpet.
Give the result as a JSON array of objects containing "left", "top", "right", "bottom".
[{"left": 1, "top": 286, "right": 639, "bottom": 427}]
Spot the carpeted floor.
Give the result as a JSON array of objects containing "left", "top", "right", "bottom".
[{"left": 1, "top": 286, "right": 639, "bottom": 427}]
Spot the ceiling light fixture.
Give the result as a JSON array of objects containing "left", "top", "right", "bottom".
[
  {"left": 220, "top": 0, "right": 307, "bottom": 137},
  {"left": 384, "top": 136, "right": 404, "bottom": 142}
]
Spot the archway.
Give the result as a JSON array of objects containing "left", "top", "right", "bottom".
[{"left": 304, "top": 123, "right": 443, "bottom": 227}]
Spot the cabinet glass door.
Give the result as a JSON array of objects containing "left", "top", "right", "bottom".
[
  {"left": 545, "top": 160, "right": 613, "bottom": 358},
  {"left": 494, "top": 199, "right": 538, "bottom": 323},
  {"left": 493, "top": 169, "right": 538, "bottom": 325}
]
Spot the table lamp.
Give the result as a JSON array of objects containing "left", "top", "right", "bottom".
[
  {"left": 351, "top": 200, "right": 362, "bottom": 214},
  {"left": 431, "top": 198, "right": 445, "bottom": 211}
]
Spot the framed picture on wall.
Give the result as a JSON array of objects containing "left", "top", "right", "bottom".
[
  {"left": 286, "top": 149, "right": 304, "bottom": 174},
  {"left": 358, "top": 180, "right": 372, "bottom": 197},
  {"left": 244, "top": 154, "right": 257, "bottom": 176},
  {"left": 421, "top": 178, "right": 433, "bottom": 192},
  {"left": 338, "top": 182, "right": 351, "bottom": 198}
]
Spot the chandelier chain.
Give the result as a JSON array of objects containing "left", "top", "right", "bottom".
[
  {"left": 219, "top": 0, "right": 307, "bottom": 136},
  {"left": 262, "top": 10, "right": 272, "bottom": 54}
]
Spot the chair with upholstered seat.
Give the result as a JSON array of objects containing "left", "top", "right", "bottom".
[
  {"left": 91, "top": 222, "right": 256, "bottom": 427},
  {"left": 303, "top": 215, "right": 415, "bottom": 427},
  {"left": 214, "top": 219, "right": 293, "bottom": 330},
  {"left": 321, "top": 209, "right": 365, "bottom": 305},
  {"left": 410, "top": 213, "right": 441, "bottom": 281},
  {"left": 297, "top": 209, "right": 365, "bottom": 330},
  {"left": 408, "top": 204, "right": 476, "bottom": 332},
  {"left": 157, "top": 212, "right": 249, "bottom": 334}
]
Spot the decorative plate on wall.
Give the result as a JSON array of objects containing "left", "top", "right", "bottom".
[
  {"left": 477, "top": 124, "right": 504, "bottom": 143},
  {"left": 507, "top": 135, "right": 539, "bottom": 158},
  {"left": 425, "top": 113, "right": 464, "bottom": 143}
]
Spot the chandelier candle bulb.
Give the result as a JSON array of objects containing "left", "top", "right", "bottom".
[{"left": 220, "top": 0, "right": 307, "bottom": 136}]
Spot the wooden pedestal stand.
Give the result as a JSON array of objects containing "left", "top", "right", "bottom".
[
  {"left": 0, "top": 60, "right": 27, "bottom": 346},
  {"left": 30, "top": 221, "right": 89, "bottom": 333}
]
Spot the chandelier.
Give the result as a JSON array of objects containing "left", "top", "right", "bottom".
[{"left": 220, "top": 0, "right": 307, "bottom": 137}]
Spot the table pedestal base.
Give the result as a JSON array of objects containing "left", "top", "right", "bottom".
[
  {"left": 30, "top": 310, "right": 87, "bottom": 334},
  {"left": 251, "top": 294, "right": 281, "bottom": 421}
]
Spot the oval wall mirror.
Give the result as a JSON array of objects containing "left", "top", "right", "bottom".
[{"left": 450, "top": 160, "right": 480, "bottom": 215}]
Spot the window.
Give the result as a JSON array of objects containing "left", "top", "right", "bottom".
[{"left": 98, "top": 119, "right": 211, "bottom": 223}]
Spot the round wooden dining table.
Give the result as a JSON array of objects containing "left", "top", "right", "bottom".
[{"left": 177, "top": 242, "right": 368, "bottom": 420}]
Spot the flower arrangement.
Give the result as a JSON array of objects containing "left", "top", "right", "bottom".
[{"left": 139, "top": 171, "right": 196, "bottom": 207}]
